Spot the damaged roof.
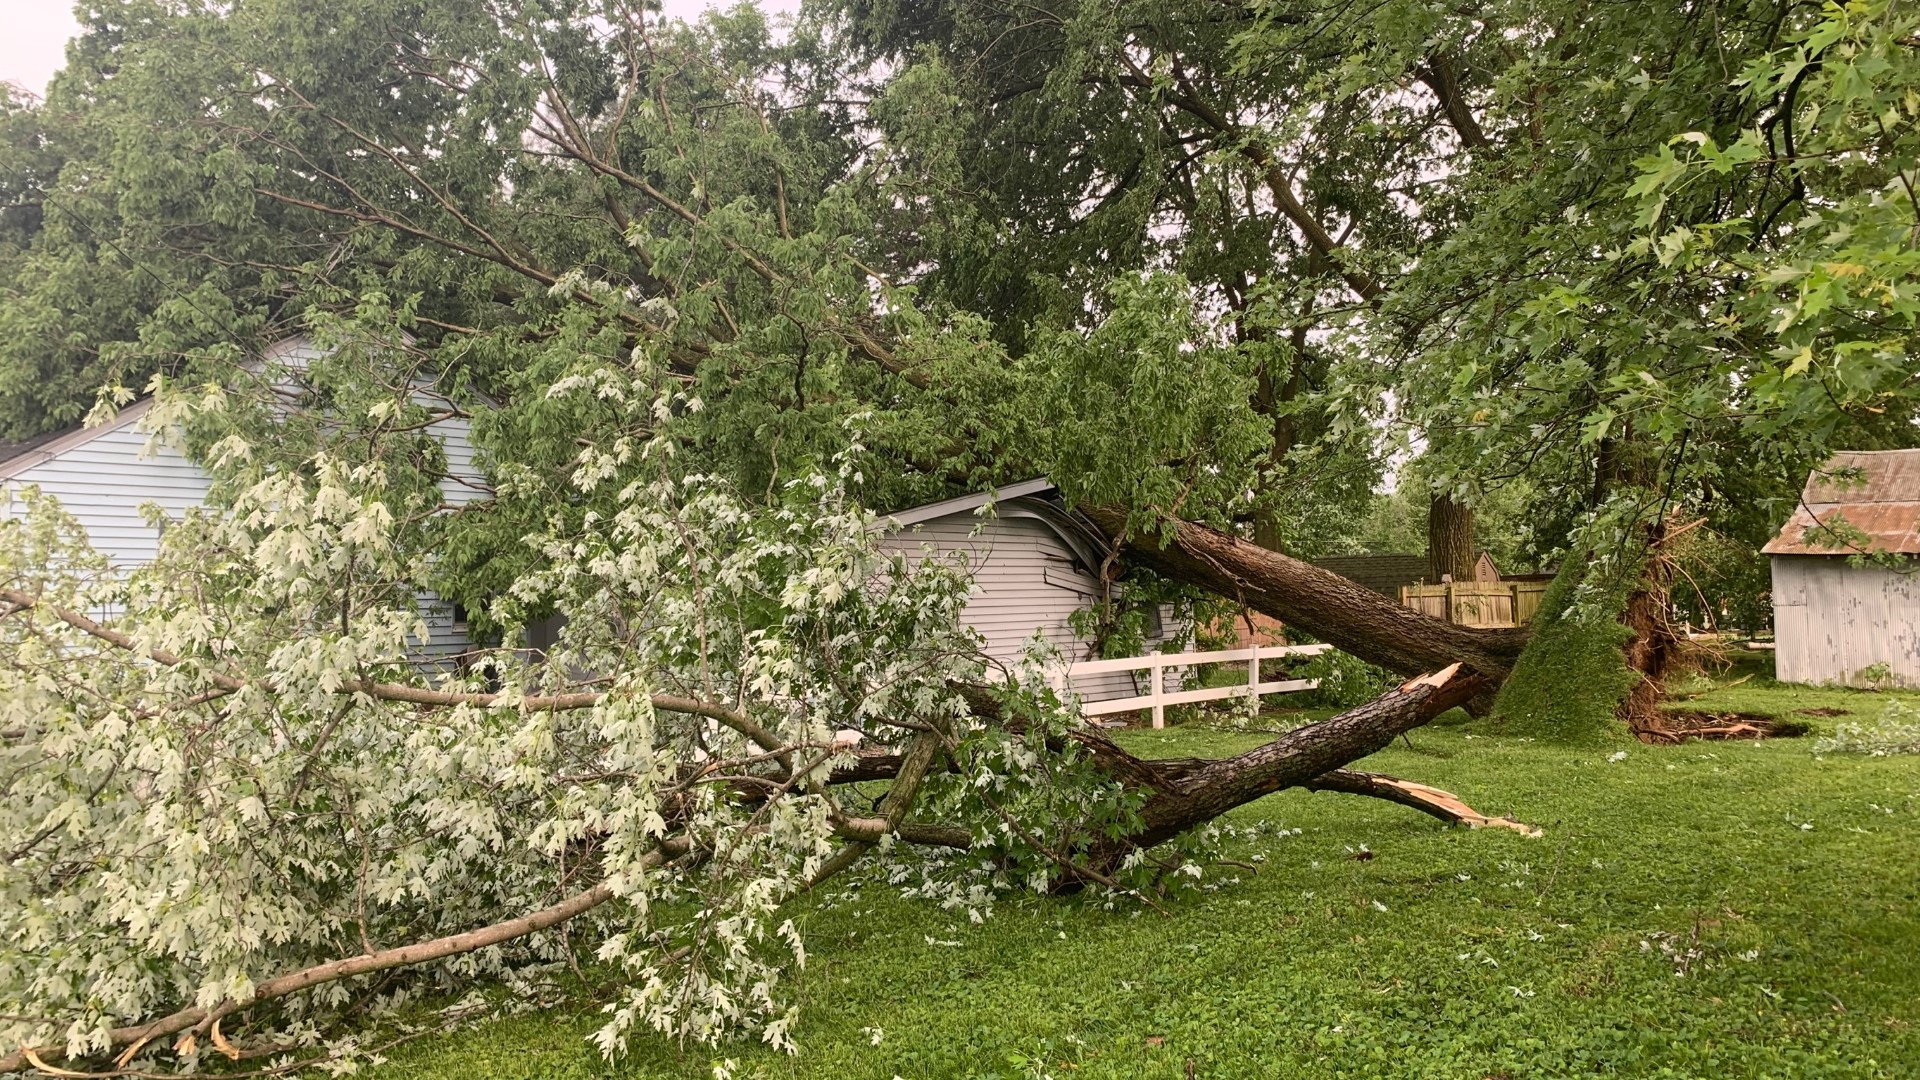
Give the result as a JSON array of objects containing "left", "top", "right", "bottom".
[{"left": 1762, "top": 449, "right": 1920, "bottom": 556}]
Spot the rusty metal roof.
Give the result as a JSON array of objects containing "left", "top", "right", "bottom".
[{"left": 1762, "top": 449, "right": 1920, "bottom": 556}]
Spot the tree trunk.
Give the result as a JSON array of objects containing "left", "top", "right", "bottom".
[
  {"left": 1085, "top": 507, "right": 1530, "bottom": 681},
  {"left": 1106, "top": 665, "right": 1489, "bottom": 853},
  {"left": 1582, "top": 427, "right": 1679, "bottom": 731},
  {"left": 958, "top": 665, "right": 1495, "bottom": 874},
  {"left": 1428, "top": 493, "right": 1477, "bottom": 583},
  {"left": 1417, "top": 52, "right": 1490, "bottom": 151},
  {"left": 1249, "top": 325, "right": 1310, "bottom": 553}
]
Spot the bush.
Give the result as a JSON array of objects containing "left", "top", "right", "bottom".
[{"left": 1290, "top": 645, "right": 1393, "bottom": 710}]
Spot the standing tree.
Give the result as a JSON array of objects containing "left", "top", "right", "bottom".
[{"left": 1428, "top": 493, "right": 1477, "bottom": 584}]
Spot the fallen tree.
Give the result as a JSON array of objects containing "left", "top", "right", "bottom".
[
  {"left": 0, "top": 643, "right": 1496, "bottom": 1075},
  {"left": 1083, "top": 506, "right": 1533, "bottom": 681},
  {"left": 0, "top": 472, "right": 1531, "bottom": 1074},
  {"left": 1088, "top": 506, "right": 1690, "bottom": 729}
]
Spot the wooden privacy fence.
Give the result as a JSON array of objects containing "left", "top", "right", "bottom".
[
  {"left": 1398, "top": 581, "right": 1550, "bottom": 628},
  {"left": 1062, "top": 643, "right": 1332, "bottom": 729}
]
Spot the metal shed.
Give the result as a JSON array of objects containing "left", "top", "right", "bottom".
[{"left": 1763, "top": 449, "right": 1920, "bottom": 687}]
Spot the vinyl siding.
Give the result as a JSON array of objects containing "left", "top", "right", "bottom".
[
  {"left": 412, "top": 590, "right": 480, "bottom": 666},
  {"left": 1, "top": 403, "right": 487, "bottom": 663},
  {"left": 879, "top": 514, "right": 1172, "bottom": 703},
  {"left": 263, "top": 337, "right": 486, "bottom": 509},
  {"left": 1771, "top": 554, "right": 1920, "bottom": 687},
  {"left": 431, "top": 412, "right": 489, "bottom": 508},
  {"left": 1, "top": 417, "right": 213, "bottom": 568}
]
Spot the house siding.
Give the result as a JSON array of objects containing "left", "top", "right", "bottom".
[
  {"left": 1, "top": 417, "right": 213, "bottom": 567},
  {"left": 1771, "top": 554, "right": 1920, "bottom": 687},
  {"left": 879, "top": 514, "right": 1171, "bottom": 703},
  {"left": 412, "top": 591, "right": 477, "bottom": 665},
  {"left": 431, "top": 413, "right": 489, "bottom": 508},
  {"left": 2, "top": 399, "right": 485, "bottom": 665}
]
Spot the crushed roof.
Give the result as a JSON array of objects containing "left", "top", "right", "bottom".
[
  {"left": 1762, "top": 449, "right": 1920, "bottom": 556},
  {"left": 881, "top": 478, "right": 1111, "bottom": 580},
  {"left": 883, "top": 477, "right": 1057, "bottom": 528}
]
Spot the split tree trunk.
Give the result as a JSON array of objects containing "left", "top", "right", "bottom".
[
  {"left": 1304, "top": 770, "right": 1538, "bottom": 835},
  {"left": 1085, "top": 507, "right": 1530, "bottom": 682},
  {"left": 1428, "top": 493, "right": 1477, "bottom": 583},
  {"left": 951, "top": 665, "right": 1499, "bottom": 875}
]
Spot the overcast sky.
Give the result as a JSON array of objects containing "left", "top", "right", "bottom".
[
  {"left": 0, "top": 1, "right": 81, "bottom": 97},
  {"left": 0, "top": 0, "right": 799, "bottom": 98}
]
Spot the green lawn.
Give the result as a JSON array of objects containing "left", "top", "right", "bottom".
[
  {"left": 1663, "top": 649, "right": 1891, "bottom": 722},
  {"left": 360, "top": 685, "right": 1920, "bottom": 1080}
]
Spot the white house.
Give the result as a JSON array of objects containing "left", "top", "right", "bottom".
[
  {"left": 878, "top": 478, "right": 1188, "bottom": 703},
  {"left": 1764, "top": 449, "right": 1920, "bottom": 687},
  {"left": 0, "top": 335, "right": 489, "bottom": 663}
]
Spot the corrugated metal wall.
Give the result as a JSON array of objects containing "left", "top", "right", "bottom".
[
  {"left": 1772, "top": 554, "right": 1920, "bottom": 686},
  {"left": 878, "top": 515, "right": 1175, "bottom": 703}
]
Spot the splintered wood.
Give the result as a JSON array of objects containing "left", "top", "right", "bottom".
[{"left": 1374, "top": 777, "right": 1544, "bottom": 838}]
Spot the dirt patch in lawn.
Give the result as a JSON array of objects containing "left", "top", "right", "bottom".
[
  {"left": 1795, "top": 706, "right": 1852, "bottom": 717},
  {"left": 1637, "top": 710, "right": 1813, "bottom": 744}
]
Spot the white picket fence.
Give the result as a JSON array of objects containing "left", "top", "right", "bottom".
[{"left": 1062, "top": 643, "right": 1332, "bottom": 729}]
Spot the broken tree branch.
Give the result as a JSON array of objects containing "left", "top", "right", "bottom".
[
  {"left": 1306, "top": 769, "right": 1540, "bottom": 836},
  {"left": 0, "top": 839, "right": 689, "bottom": 1076},
  {"left": 1108, "top": 664, "right": 1492, "bottom": 852}
]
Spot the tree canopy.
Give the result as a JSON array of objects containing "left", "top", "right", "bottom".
[{"left": 1, "top": 0, "right": 1916, "bottom": 1069}]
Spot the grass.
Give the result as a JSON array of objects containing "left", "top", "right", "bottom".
[
  {"left": 1663, "top": 649, "right": 1892, "bottom": 721},
  {"left": 359, "top": 675, "right": 1920, "bottom": 1080}
]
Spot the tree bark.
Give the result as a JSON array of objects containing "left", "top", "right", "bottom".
[
  {"left": 1099, "top": 664, "right": 1490, "bottom": 854},
  {"left": 1428, "top": 493, "right": 1477, "bottom": 583},
  {"left": 952, "top": 665, "right": 1496, "bottom": 875},
  {"left": 1084, "top": 508, "right": 1530, "bottom": 681},
  {"left": 1418, "top": 53, "right": 1491, "bottom": 151}
]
